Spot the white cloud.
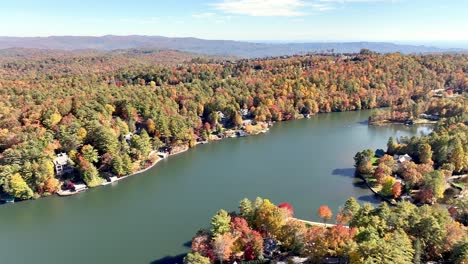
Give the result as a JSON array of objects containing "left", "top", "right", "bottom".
[
  {"left": 192, "top": 12, "right": 233, "bottom": 24},
  {"left": 212, "top": 0, "right": 309, "bottom": 17},
  {"left": 211, "top": 0, "right": 397, "bottom": 17},
  {"left": 192, "top": 12, "right": 217, "bottom": 19}
]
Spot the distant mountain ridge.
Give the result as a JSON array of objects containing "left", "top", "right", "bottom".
[{"left": 0, "top": 35, "right": 464, "bottom": 58}]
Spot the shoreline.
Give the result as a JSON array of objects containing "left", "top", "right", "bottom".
[
  {"left": 7, "top": 108, "right": 408, "bottom": 203},
  {"left": 57, "top": 148, "right": 190, "bottom": 197},
  {"left": 369, "top": 119, "right": 438, "bottom": 126},
  {"left": 357, "top": 174, "right": 397, "bottom": 206}
]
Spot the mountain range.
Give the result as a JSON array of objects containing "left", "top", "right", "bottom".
[{"left": 0, "top": 35, "right": 465, "bottom": 58}]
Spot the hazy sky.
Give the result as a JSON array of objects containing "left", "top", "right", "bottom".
[{"left": 1, "top": 0, "right": 467, "bottom": 42}]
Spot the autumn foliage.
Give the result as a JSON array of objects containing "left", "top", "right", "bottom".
[
  {"left": 317, "top": 205, "right": 333, "bottom": 224},
  {"left": 1, "top": 50, "right": 466, "bottom": 199},
  {"left": 187, "top": 197, "right": 467, "bottom": 264}
]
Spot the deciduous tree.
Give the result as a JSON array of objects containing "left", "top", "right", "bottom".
[{"left": 318, "top": 205, "right": 333, "bottom": 224}]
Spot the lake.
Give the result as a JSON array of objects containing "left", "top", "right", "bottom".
[{"left": 0, "top": 110, "right": 431, "bottom": 264}]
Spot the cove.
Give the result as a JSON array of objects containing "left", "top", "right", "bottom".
[{"left": 0, "top": 110, "right": 431, "bottom": 264}]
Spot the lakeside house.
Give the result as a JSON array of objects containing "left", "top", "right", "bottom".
[
  {"left": 420, "top": 113, "right": 440, "bottom": 121},
  {"left": 217, "top": 111, "right": 226, "bottom": 123},
  {"left": 53, "top": 153, "right": 73, "bottom": 176},
  {"left": 239, "top": 108, "right": 250, "bottom": 117},
  {"left": 242, "top": 119, "right": 253, "bottom": 126},
  {"left": 394, "top": 154, "right": 412, "bottom": 164}
]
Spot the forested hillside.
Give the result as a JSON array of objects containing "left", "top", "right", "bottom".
[
  {"left": 0, "top": 35, "right": 464, "bottom": 57},
  {"left": 0, "top": 49, "right": 466, "bottom": 199}
]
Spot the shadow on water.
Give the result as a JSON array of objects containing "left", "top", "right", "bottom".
[
  {"left": 357, "top": 194, "right": 380, "bottom": 203},
  {"left": 183, "top": 240, "right": 192, "bottom": 248},
  {"left": 356, "top": 120, "right": 368, "bottom": 125},
  {"left": 352, "top": 180, "right": 370, "bottom": 190},
  {"left": 150, "top": 254, "right": 185, "bottom": 264},
  {"left": 332, "top": 168, "right": 356, "bottom": 178}
]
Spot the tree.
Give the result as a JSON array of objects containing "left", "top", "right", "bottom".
[
  {"left": 399, "top": 161, "right": 423, "bottom": 187},
  {"left": 278, "top": 202, "right": 294, "bottom": 218},
  {"left": 183, "top": 253, "right": 210, "bottom": 264},
  {"left": 239, "top": 198, "right": 253, "bottom": 223},
  {"left": 278, "top": 219, "right": 306, "bottom": 253},
  {"left": 212, "top": 233, "right": 234, "bottom": 263},
  {"left": 112, "top": 155, "right": 125, "bottom": 176},
  {"left": 191, "top": 231, "right": 212, "bottom": 258},
  {"left": 82, "top": 163, "right": 101, "bottom": 187},
  {"left": 354, "top": 149, "right": 374, "bottom": 175},
  {"left": 254, "top": 199, "right": 286, "bottom": 237},
  {"left": 44, "top": 177, "right": 59, "bottom": 193},
  {"left": 122, "top": 153, "right": 134, "bottom": 174},
  {"left": 380, "top": 229, "right": 415, "bottom": 264},
  {"left": 211, "top": 210, "right": 231, "bottom": 237},
  {"left": 340, "top": 197, "right": 361, "bottom": 223},
  {"left": 318, "top": 205, "right": 333, "bottom": 224},
  {"left": 443, "top": 222, "right": 467, "bottom": 255},
  {"left": 303, "top": 226, "right": 328, "bottom": 261},
  {"left": 92, "top": 125, "right": 119, "bottom": 155},
  {"left": 392, "top": 182, "right": 402, "bottom": 199},
  {"left": 418, "top": 188, "right": 434, "bottom": 204},
  {"left": 81, "top": 144, "right": 98, "bottom": 163},
  {"left": 381, "top": 176, "right": 396, "bottom": 197},
  {"left": 374, "top": 163, "right": 391, "bottom": 184},
  {"left": 450, "top": 242, "right": 468, "bottom": 264},
  {"left": 131, "top": 129, "right": 153, "bottom": 158},
  {"left": 44, "top": 112, "right": 62, "bottom": 128},
  {"left": 146, "top": 119, "right": 156, "bottom": 135},
  {"left": 379, "top": 154, "right": 398, "bottom": 173},
  {"left": 423, "top": 170, "right": 446, "bottom": 200},
  {"left": 387, "top": 137, "right": 398, "bottom": 155},
  {"left": 419, "top": 143, "right": 433, "bottom": 164},
  {"left": 5, "top": 173, "right": 33, "bottom": 200},
  {"left": 414, "top": 238, "right": 422, "bottom": 264},
  {"left": 78, "top": 155, "right": 102, "bottom": 187},
  {"left": 450, "top": 138, "right": 466, "bottom": 173}
]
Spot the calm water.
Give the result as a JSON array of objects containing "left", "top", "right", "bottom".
[{"left": 0, "top": 110, "right": 431, "bottom": 264}]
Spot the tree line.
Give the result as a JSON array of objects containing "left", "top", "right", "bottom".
[{"left": 0, "top": 50, "right": 466, "bottom": 200}]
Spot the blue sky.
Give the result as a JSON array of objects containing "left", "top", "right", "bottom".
[{"left": 1, "top": 0, "right": 467, "bottom": 43}]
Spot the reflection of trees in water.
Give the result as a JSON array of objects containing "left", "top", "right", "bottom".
[{"left": 368, "top": 124, "right": 433, "bottom": 142}]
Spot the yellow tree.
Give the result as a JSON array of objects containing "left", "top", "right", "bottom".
[{"left": 7, "top": 173, "right": 33, "bottom": 200}]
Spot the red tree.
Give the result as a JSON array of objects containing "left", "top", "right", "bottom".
[
  {"left": 392, "top": 182, "right": 402, "bottom": 199},
  {"left": 279, "top": 202, "right": 294, "bottom": 217},
  {"left": 418, "top": 188, "right": 434, "bottom": 204}
]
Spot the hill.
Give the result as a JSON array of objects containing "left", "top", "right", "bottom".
[{"left": 0, "top": 35, "right": 464, "bottom": 58}]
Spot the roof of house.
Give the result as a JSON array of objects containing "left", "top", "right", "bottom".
[
  {"left": 53, "top": 153, "right": 69, "bottom": 166},
  {"left": 217, "top": 111, "right": 226, "bottom": 118},
  {"left": 395, "top": 154, "right": 412, "bottom": 163}
]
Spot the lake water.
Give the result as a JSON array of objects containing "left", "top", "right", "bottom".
[{"left": 0, "top": 110, "right": 431, "bottom": 264}]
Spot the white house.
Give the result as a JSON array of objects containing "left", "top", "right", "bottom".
[
  {"left": 53, "top": 153, "right": 73, "bottom": 176},
  {"left": 394, "top": 154, "right": 412, "bottom": 164}
]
